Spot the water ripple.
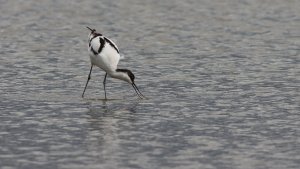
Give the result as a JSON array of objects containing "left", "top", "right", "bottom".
[{"left": 1, "top": 0, "right": 299, "bottom": 169}]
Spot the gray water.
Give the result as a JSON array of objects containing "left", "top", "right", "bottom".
[{"left": 1, "top": 0, "right": 299, "bottom": 169}]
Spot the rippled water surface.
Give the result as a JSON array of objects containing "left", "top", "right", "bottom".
[{"left": 1, "top": 0, "right": 299, "bottom": 168}]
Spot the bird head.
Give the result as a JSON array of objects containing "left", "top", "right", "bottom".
[
  {"left": 116, "top": 69, "right": 135, "bottom": 84},
  {"left": 115, "top": 69, "right": 145, "bottom": 99}
]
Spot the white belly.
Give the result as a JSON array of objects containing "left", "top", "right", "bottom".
[{"left": 89, "top": 46, "right": 120, "bottom": 73}]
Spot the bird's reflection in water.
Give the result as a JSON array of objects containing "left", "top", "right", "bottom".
[
  {"left": 85, "top": 99, "right": 138, "bottom": 130},
  {"left": 84, "top": 100, "right": 139, "bottom": 156},
  {"left": 87, "top": 100, "right": 109, "bottom": 118}
]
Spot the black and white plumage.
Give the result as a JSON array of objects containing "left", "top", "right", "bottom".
[{"left": 82, "top": 27, "right": 145, "bottom": 99}]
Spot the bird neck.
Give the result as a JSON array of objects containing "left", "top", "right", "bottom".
[{"left": 110, "top": 70, "right": 132, "bottom": 84}]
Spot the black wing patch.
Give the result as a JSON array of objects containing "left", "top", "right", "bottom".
[
  {"left": 89, "top": 35, "right": 119, "bottom": 55},
  {"left": 98, "top": 38, "right": 105, "bottom": 53},
  {"left": 104, "top": 37, "right": 119, "bottom": 53}
]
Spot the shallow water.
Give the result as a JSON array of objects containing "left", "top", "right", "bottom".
[{"left": 0, "top": 0, "right": 299, "bottom": 168}]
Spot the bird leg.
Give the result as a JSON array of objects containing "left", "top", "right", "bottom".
[
  {"left": 103, "top": 73, "right": 108, "bottom": 100},
  {"left": 82, "top": 65, "right": 93, "bottom": 98}
]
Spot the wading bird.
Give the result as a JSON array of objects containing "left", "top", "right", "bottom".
[{"left": 82, "top": 27, "right": 145, "bottom": 99}]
